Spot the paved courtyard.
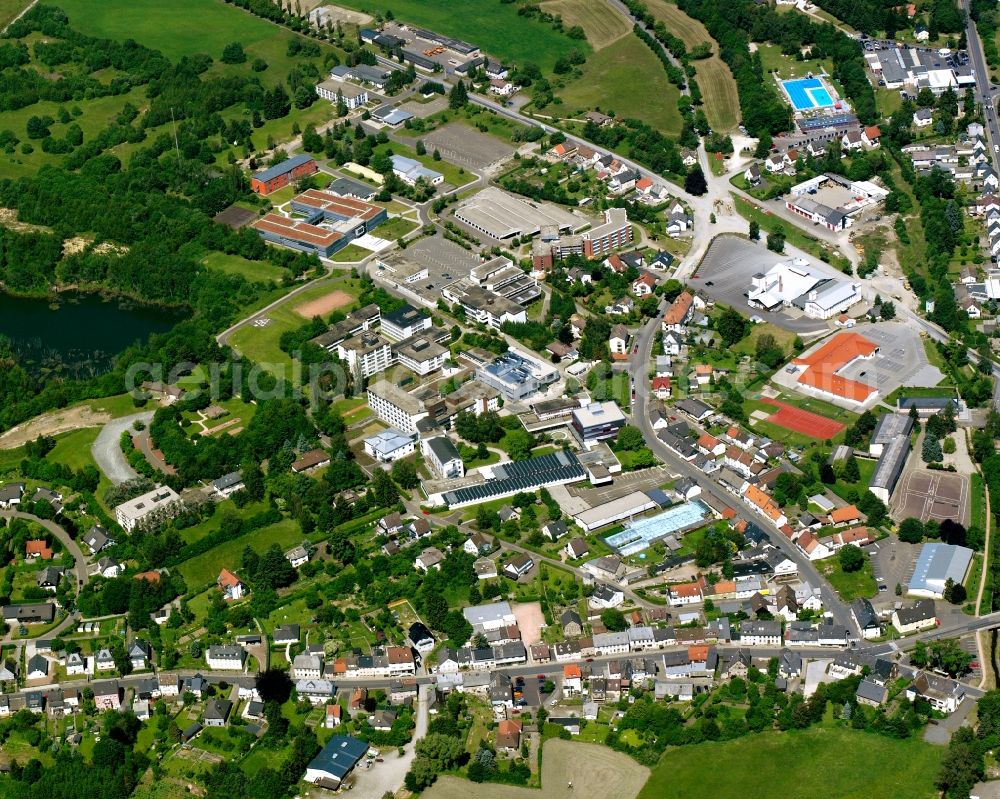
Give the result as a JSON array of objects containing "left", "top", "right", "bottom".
[
  {"left": 423, "top": 123, "right": 515, "bottom": 171},
  {"left": 892, "top": 465, "right": 969, "bottom": 527}
]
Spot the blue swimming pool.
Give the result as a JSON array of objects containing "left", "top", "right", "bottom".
[
  {"left": 783, "top": 77, "right": 835, "bottom": 111},
  {"left": 604, "top": 500, "right": 712, "bottom": 557}
]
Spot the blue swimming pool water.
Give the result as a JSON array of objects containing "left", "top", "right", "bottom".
[
  {"left": 604, "top": 500, "right": 712, "bottom": 557},
  {"left": 783, "top": 78, "right": 835, "bottom": 111}
]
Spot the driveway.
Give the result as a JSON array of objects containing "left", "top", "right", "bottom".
[
  {"left": 91, "top": 411, "right": 154, "bottom": 484},
  {"left": 339, "top": 683, "right": 431, "bottom": 799}
]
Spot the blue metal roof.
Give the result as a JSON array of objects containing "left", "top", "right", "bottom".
[
  {"left": 253, "top": 154, "right": 313, "bottom": 184},
  {"left": 309, "top": 735, "right": 368, "bottom": 780}
]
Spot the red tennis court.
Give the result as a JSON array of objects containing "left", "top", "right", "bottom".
[{"left": 761, "top": 399, "right": 845, "bottom": 439}]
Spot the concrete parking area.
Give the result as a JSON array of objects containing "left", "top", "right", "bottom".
[
  {"left": 423, "top": 123, "right": 516, "bottom": 171},
  {"left": 866, "top": 537, "right": 920, "bottom": 605},
  {"left": 688, "top": 235, "right": 835, "bottom": 334}
]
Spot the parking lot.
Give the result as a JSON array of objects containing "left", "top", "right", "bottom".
[
  {"left": 689, "top": 235, "right": 837, "bottom": 334},
  {"left": 892, "top": 467, "right": 969, "bottom": 527},
  {"left": 865, "top": 537, "right": 920, "bottom": 604},
  {"left": 423, "top": 123, "right": 516, "bottom": 171}
]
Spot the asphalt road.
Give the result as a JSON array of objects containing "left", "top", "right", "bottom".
[
  {"left": 91, "top": 411, "right": 154, "bottom": 485},
  {"left": 625, "top": 297, "right": 860, "bottom": 635}
]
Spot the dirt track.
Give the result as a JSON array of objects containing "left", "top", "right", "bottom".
[
  {"left": 0, "top": 405, "right": 110, "bottom": 449},
  {"left": 295, "top": 289, "right": 354, "bottom": 318}
]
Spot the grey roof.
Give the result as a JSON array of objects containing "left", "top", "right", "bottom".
[
  {"left": 870, "top": 435, "right": 910, "bottom": 494},
  {"left": 253, "top": 154, "right": 314, "bottom": 184},
  {"left": 909, "top": 543, "right": 974, "bottom": 594},
  {"left": 895, "top": 598, "right": 936, "bottom": 626},
  {"left": 308, "top": 736, "right": 369, "bottom": 781},
  {"left": 212, "top": 471, "right": 243, "bottom": 492},
  {"left": 204, "top": 698, "right": 233, "bottom": 722},
  {"left": 425, "top": 436, "right": 461, "bottom": 464},
  {"left": 871, "top": 413, "right": 914, "bottom": 445},
  {"left": 856, "top": 679, "right": 887, "bottom": 704},
  {"left": 852, "top": 598, "right": 879, "bottom": 629}
]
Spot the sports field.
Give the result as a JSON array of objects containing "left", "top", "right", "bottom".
[
  {"left": 425, "top": 740, "right": 648, "bottom": 799},
  {"left": 558, "top": 34, "right": 683, "bottom": 134},
  {"left": 762, "top": 398, "right": 845, "bottom": 439},
  {"left": 643, "top": 0, "right": 739, "bottom": 131},
  {"left": 540, "top": 0, "right": 630, "bottom": 50},
  {"left": 640, "top": 725, "right": 941, "bottom": 799},
  {"left": 333, "top": 0, "right": 588, "bottom": 72}
]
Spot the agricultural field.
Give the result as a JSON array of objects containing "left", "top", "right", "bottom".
[
  {"left": 0, "top": 0, "right": 30, "bottom": 30},
  {"left": 643, "top": 0, "right": 739, "bottom": 131},
  {"left": 334, "top": 0, "right": 589, "bottom": 72},
  {"left": 640, "top": 725, "right": 942, "bottom": 799},
  {"left": 558, "top": 34, "right": 683, "bottom": 135},
  {"left": 540, "top": 0, "right": 630, "bottom": 50},
  {"left": 425, "top": 739, "right": 648, "bottom": 799},
  {"left": 202, "top": 252, "right": 288, "bottom": 285}
]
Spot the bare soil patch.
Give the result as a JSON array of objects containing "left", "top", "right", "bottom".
[
  {"left": 0, "top": 405, "right": 110, "bottom": 450},
  {"left": 294, "top": 289, "right": 354, "bottom": 318}
]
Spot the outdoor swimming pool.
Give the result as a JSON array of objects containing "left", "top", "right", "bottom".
[
  {"left": 782, "top": 77, "right": 835, "bottom": 111},
  {"left": 604, "top": 500, "right": 712, "bottom": 557}
]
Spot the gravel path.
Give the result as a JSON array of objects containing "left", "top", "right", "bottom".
[{"left": 91, "top": 411, "right": 154, "bottom": 485}]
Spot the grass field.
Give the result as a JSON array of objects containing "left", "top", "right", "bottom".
[
  {"left": 177, "top": 517, "right": 302, "bottom": 588},
  {"left": 329, "top": 243, "right": 371, "bottom": 263},
  {"left": 820, "top": 556, "right": 877, "bottom": 600},
  {"left": 334, "top": 0, "right": 588, "bottom": 73},
  {"left": 640, "top": 725, "right": 941, "bottom": 799},
  {"left": 558, "top": 34, "right": 683, "bottom": 135},
  {"left": 228, "top": 276, "right": 363, "bottom": 376},
  {"left": 202, "top": 252, "right": 287, "bottom": 285},
  {"left": 376, "top": 216, "right": 419, "bottom": 240},
  {"left": 643, "top": 0, "right": 739, "bottom": 131},
  {"left": 54, "top": 0, "right": 333, "bottom": 65},
  {"left": 539, "top": 0, "right": 630, "bottom": 50},
  {"left": 425, "top": 740, "right": 648, "bottom": 799}
]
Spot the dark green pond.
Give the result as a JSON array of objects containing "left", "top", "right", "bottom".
[{"left": 0, "top": 292, "right": 183, "bottom": 376}]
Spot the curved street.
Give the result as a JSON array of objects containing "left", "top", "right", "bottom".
[{"left": 91, "top": 411, "right": 154, "bottom": 485}]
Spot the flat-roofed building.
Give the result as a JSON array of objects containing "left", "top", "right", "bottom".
[
  {"left": 571, "top": 402, "right": 625, "bottom": 444},
  {"left": 315, "top": 79, "right": 369, "bottom": 108},
  {"left": 381, "top": 304, "right": 432, "bottom": 341},
  {"left": 393, "top": 335, "right": 447, "bottom": 375},
  {"left": 454, "top": 187, "right": 580, "bottom": 240},
  {"left": 442, "top": 279, "right": 527, "bottom": 329},
  {"left": 336, "top": 332, "right": 393, "bottom": 379},
  {"left": 367, "top": 381, "right": 428, "bottom": 434},
  {"left": 574, "top": 491, "right": 657, "bottom": 532},
  {"left": 581, "top": 207, "right": 632, "bottom": 258},
  {"left": 475, "top": 350, "right": 559, "bottom": 401},
  {"left": 115, "top": 486, "right": 181, "bottom": 532}
]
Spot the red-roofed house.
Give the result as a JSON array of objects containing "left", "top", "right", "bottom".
[
  {"left": 635, "top": 176, "right": 654, "bottom": 194},
  {"left": 652, "top": 376, "right": 672, "bottom": 399},
  {"left": 862, "top": 126, "right": 881, "bottom": 148},
  {"left": 324, "top": 703, "right": 342, "bottom": 728},
  {"left": 563, "top": 664, "right": 582, "bottom": 693},
  {"left": 548, "top": 142, "right": 577, "bottom": 160},
  {"left": 743, "top": 485, "right": 787, "bottom": 527},
  {"left": 605, "top": 253, "right": 627, "bottom": 274},
  {"left": 797, "top": 530, "right": 832, "bottom": 561},
  {"left": 670, "top": 577, "right": 707, "bottom": 607},
  {"left": 133, "top": 571, "right": 161, "bottom": 584},
  {"left": 217, "top": 569, "right": 247, "bottom": 601},
  {"left": 633, "top": 272, "right": 657, "bottom": 296},
  {"left": 496, "top": 719, "right": 522, "bottom": 752},
  {"left": 25, "top": 540, "right": 52, "bottom": 561},
  {"left": 662, "top": 291, "right": 694, "bottom": 332}
]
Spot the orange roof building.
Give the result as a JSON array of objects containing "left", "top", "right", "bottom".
[
  {"left": 25, "top": 540, "right": 52, "bottom": 560},
  {"left": 830, "top": 504, "right": 861, "bottom": 524},
  {"left": 563, "top": 664, "right": 582, "bottom": 679},
  {"left": 688, "top": 645, "right": 710, "bottom": 663},
  {"left": 791, "top": 332, "right": 879, "bottom": 405},
  {"left": 662, "top": 291, "right": 694, "bottom": 328},
  {"left": 743, "top": 484, "right": 786, "bottom": 525}
]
